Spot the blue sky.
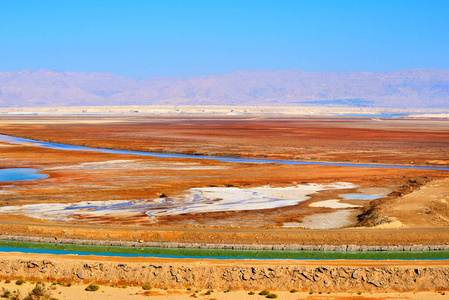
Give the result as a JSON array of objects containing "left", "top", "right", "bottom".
[{"left": 1, "top": 0, "right": 448, "bottom": 78}]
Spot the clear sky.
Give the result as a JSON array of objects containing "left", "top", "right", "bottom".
[{"left": 1, "top": 0, "right": 448, "bottom": 78}]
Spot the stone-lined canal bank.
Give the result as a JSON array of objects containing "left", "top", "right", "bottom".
[{"left": 2, "top": 235, "right": 449, "bottom": 252}]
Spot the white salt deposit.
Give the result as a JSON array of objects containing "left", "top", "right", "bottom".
[
  {"left": 0, "top": 200, "right": 145, "bottom": 221},
  {"left": 0, "top": 182, "right": 357, "bottom": 223},
  {"left": 46, "top": 160, "right": 227, "bottom": 170},
  {"left": 309, "top": 199, "right": 361, "bottom": 209},
  {"left": 298, "top": 210, "right": 358, "bottom": 229},
  {"left": 144, "top": 183, "right": 357, "bottom": 220}
]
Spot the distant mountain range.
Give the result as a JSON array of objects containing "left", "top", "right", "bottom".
[{"left": 0, "top": 69, "right": 448, "bottom": 108}]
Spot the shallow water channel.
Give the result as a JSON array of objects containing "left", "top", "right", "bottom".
[
  {"left": 1, "top": 134, "right": 449, "bottom": 171},
  {"left": 1, "top": 242, "right": 449, "bottom": 260}
]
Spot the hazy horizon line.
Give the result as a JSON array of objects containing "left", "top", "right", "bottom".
[{"left": 2, "top": 67, "right": 449, "bottom": 80}]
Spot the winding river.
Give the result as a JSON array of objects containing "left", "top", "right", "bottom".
[{"left": 1, "top": 134, "right": 449, "bottom": 171}]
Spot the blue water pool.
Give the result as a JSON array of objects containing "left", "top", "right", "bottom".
[{"left": 0, "top": 168, "right": 48, "bottom": 182}]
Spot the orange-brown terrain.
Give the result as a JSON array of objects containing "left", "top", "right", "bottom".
[
  {"left": 0, "top": 115, "right": 448, "bottom": 245},
  {"left": 1, "top": 114, "right": 449, "bottom": 296}
]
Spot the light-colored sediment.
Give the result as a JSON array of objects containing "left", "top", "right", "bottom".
[
  {"left": 359, "top": 178, "right": 449, "bottom": 228},
  {"left": 297, "top": 210, "right": 360, "bottom": 229},
  {"left": 385, "top": 178, "right": 449, "bottom": 228},
  {"left": 309, "top": 199, "right": 362, "bottom": 208},
  {"left": 0, "top": 183, "right": 356, "bottom": 224},
  {"left": 0, "top": 105, "right": 439, "bottom": 117}
]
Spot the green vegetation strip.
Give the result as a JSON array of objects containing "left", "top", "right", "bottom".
[{"left": 1, "top": 240, "right": 449, "bottom": 260}]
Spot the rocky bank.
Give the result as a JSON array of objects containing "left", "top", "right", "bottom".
[{"left": 0, "top": 255, "right": 448, "bottom": 293}]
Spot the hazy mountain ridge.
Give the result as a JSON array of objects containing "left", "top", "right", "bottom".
[{"left": 0, "top": 69, "right": 448, "bottom": 108}]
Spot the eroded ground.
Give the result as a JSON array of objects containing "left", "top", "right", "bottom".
[
  {"left": 0, "top": 115, "right": 448, "bottom": 245},
  {"left": 1, "top": 253, "right": 449, "bottom": 297}
]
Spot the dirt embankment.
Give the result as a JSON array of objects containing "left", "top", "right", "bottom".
[
  {"left": 0, "top": 253, "right": 448, "bottom": 293},
  {"left": 358, "top": 177, "right": 449, "bottom": 228}
]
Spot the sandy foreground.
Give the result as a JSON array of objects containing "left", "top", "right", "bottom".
[{"left": 0, "top": 281, "right": 447, "bottom": 300}]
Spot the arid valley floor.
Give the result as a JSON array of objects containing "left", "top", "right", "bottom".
[{"left": 0, "top": 108, "right": 449, "bottom": 299}]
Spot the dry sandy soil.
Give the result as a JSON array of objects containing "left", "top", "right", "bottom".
[
  {"left": 1, "top": 281, "right": 447, "bottom": 300},
  {"left": 0, "top": 284, "right": 447, "bottom": 300}
]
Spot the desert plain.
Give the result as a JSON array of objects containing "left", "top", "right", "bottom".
[{"left": 0, "top": 107, "right": 449, "bottom": 298}]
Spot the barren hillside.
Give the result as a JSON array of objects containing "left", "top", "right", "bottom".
[{"left": 0, "top": 69, "right": 448, "bottom": 108}]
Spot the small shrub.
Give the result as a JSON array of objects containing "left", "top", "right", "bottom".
[
  {"left": 24, "top": 283, "right": 55, "bottom": 300},
  {"left": 85, "top": 284, "right": 100, "bottom": 292},
  {"left": 187, "top": 287, "right": 192, "bottom": 291},
  {"left": 309, "top": 290, "right": 315, "bottom": 294},
  {"left": 9, "top": 290, "right": 21, "bottom": 300},
  {"left": 223, "top": 290, "right": 230, "bottom": 293},
  {"left": 357, "top": 291, "right": 362, "bottom": 295},
  {"left": 319, "top": 291, "right": 323, "bottom": 294},
  {"left": 66, "top": 283, "right": 72, "bottom": 287},
  {"left": 248, "top": 291, "right": 255, "bottom": 295},
  {"left": 259, "top": 289, "right": 270, "bottom": 296},
  {"left": 267, "top": 294, "right": 278, "bottom": 299},
  {"left": 290, "top": 288, "right": 298, "bottom": 293},
  {"left": 15, "top": 279, "right": 26, "bottom": 286},
  {"left": 1, "top": 288, "right": 11, "bottom": 298},
  {"left": 142, "top": 283, "right": 152, "bottom": 290},
  {"left": 205, "top": 290, "right": 213, "bottom": 295},
  {"left": 120, "top": 285, "right": 127, "bottom": 289}
]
